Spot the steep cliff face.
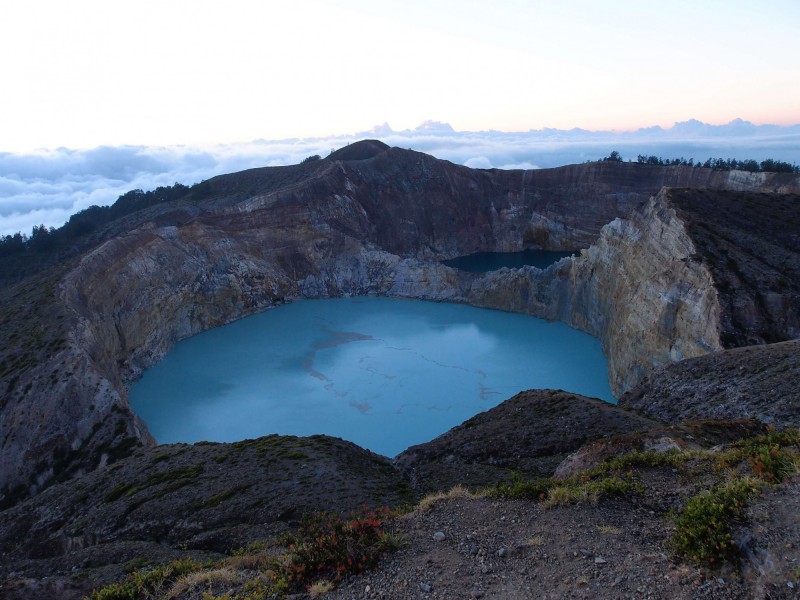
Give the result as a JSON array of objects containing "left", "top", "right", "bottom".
[
  {"left": 571, "top": 194, "right": 724, "bottom": 392},
  {"left": 465, "top": 190, "right": 724, "bottom": 394},
  {"left": 2, "top": 142, "right": 799, "bottom": 504},
  {"left": 667, "top": 189, "right": 800, "bottom": 345}
]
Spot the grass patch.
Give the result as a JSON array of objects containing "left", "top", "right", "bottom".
[
  {"left": 543, "top": 476, "right": 642, "bottom": 507},
  {"left": 596, "top": 524, "right": 622, "bottom": 535},
  {"left": 601, "top": 448, "right": 694, "bottom": 472},
  {"left": 417, "top": 484, "right": 476, "bottom": 511},
  {"left": 165, "top": 566, "right": 243, "bottom": 599},
  {"left": 526, "top": 535, "right": 545, "bottom": 547},
  {"left": 488, "top": 470, "right": 641, "bottom": 506},
  {"left": 151, "top": 452, "right": 170, "bottom": 464},
  {"left": 308, "top": 579, "right": 335, "bottom": 597},
  {"left": 90, "top": 505, "right": 403, "bottom": 599},
  {"left": 87, "top": 557, "right": 205, "bottom": 600},
  {"left": 192, "top": 484, "right": 251, "bottom": 510},
  {"left": 105, "top": 466, "right": 203, "bottom": 502}
]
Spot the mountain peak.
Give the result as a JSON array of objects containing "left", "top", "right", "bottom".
[{"left": 328, "top": 139, "right": 389, "bottom": 162}]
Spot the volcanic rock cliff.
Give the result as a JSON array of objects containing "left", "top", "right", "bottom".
[
  {"left": 1, "top": 140, "right": 799, "bottom": 507},
  {"left": 465, "top": 190, "right": 723, "bottom": 393}
]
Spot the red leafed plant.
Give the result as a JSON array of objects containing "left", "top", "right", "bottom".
[
  {"left": 282, "top": 506, "right": 394, "bottom": 590},
  {"left": 750, "top": 445, "right": 791, "bottom": 483}
]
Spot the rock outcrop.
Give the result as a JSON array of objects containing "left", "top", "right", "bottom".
[
  {"left": 395, "top": 390, "right": 661, "bottom": 492},
  {"left": 668, "top": 188, "right": 800, "bottom": 345},
  {"left": 466, "top": 190, "right": 726, "bottom": 393},
  {"left": 619, "top": 338, "right": 800, "bottom": 426},
  {"left": 1, "top": 141, "right": 799, "bottom": 506}
]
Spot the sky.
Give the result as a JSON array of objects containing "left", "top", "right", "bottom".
[{"left": 1, "top": 0, "right": 799, "bottom": 235}]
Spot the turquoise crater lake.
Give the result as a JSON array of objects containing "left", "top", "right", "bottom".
[
  {"left": 442, "top": 249, "right": 579, "bottom": 272},
  {"left": 129, "top": 297, "right": 613, "bottom": 456}
]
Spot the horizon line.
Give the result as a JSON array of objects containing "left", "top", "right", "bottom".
[{"left": 5, "top": 117, "right": 800, "bottom": 155}]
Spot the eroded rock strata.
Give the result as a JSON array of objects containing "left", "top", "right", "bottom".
[{"left": 1, "top": 141, "right": 799, "bottom": 508}]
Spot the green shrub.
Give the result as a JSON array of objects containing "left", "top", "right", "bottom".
[
  {"left": 672, "top": 478, "right": 761, "bottom": 564},
  {"left": 490, "top": 472, "right": 553, "bottom": 500},
  {"left": 750, "top": 445, "right": 793, "bottom": 483},
  {"left": 489, "top": 470, "right": 640, "bottom": 506}
]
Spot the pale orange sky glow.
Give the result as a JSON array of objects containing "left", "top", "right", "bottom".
[{"left": 1, "top": 0, "right": 798, "bottom": 152}]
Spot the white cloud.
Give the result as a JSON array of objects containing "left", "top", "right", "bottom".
[
  {"left": 498, "top": 162, "right": 540, "bottom": 170},
  {"left": 464, "top": 157, "right": 492, "bottom": 169},
  {"left": 2, "top": 120, "right": 799, "bottom": 237}
]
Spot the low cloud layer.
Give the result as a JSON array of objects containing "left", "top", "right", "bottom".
[{"left": 2, "top": 119, "right": 799, "bottom": 236}]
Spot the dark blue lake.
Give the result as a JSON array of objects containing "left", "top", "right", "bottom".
[
  {"left": 442, "top": 249, "right": 578, "bottom": 272},
  {"left": 129, "top": 297, "right": 612, "bottom": 456}
]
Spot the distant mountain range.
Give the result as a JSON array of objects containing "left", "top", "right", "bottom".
[
  {"left": 2, "top": 118, "right": 799, "bottom": 237},
  {"left": 353, "top": 118, "right": 800, "bottom": 139}
]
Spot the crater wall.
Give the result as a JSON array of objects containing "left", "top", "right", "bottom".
[
  {"left": 2, "top": 147, "right": 799, "bottom": 505},
  {"left": 466, "top": 190, "right": 724, "bottom": 393}
]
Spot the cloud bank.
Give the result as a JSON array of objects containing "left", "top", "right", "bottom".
[{"left": 2, "top": 119, "right": 799, "bottom": 236}]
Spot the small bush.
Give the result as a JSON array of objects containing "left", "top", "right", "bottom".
[
  {"left": 281, "top": 506, "right": 392, "bottom": 588},
  {"left": 377, "top": 530, "right": 406, "bottom": 552},
  {"left": 672, "top": 478, "right": 761, "bottom": 564},
  {"left": 750, "top": 445, "right": 793, "bottom": 483}
]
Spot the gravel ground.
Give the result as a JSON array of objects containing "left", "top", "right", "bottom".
[
  {"left": 329, "top": 481, "right": 800, "bottom": 600},
  {"left": 328, "top": 495, "right": 744, "bottom": 600}
]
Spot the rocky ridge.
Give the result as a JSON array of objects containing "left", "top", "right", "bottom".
[
  {"left": 620, "top": 338, "right": 800, "bottom": 425},
  {"left": 1, "top": 142, "right": 800, "bottom": 598},
  {"left": 326, "top": 479, "right": 800, "bottom": 600},
  {"left": 2, "top": 142, "right": 798, "bottom": 504}
]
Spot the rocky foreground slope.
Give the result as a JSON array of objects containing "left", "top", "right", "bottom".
[
  {"left": 1, "top": 385, "right": 797, "bottom": 599},
  {"left": 1, "top": 142, "right": 799, "bottom": 598}
]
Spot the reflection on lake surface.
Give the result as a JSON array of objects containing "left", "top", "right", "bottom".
[{"left": 129, "top": 297, "right": 612, "bottom": 456}]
